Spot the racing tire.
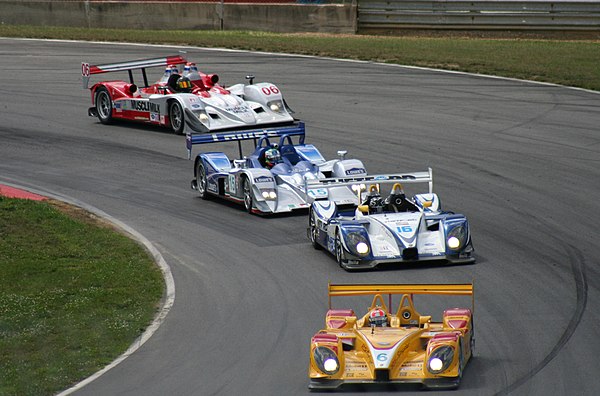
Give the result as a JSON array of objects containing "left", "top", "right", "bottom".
[
  {"left": 308, "top": 209, "right": 322, "bottom": 250},
  {"left": 242, "top": 176, "right": 253, "bottom": 214},
  {"left": 335, "top": 230, "right": 346, "bottom": 269},
  {"left": 195, "top": 162, "right": 209, "bottom": 200},
  {"left": 454, "top": 341, "right": 464, "bottom": 389},
  {"left": 168, "top": 101, "right": 185, "bottom": 135},
  {"left": 95, "top": 87, "right": 113, "bottom": 125}
]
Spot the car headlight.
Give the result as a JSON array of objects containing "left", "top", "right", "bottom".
[
  {"left": 269, "top": 101, "right": 283, "bottom": 112},
  {"left": 198, "top": 112, "right": 209, "bottom": 122},
  {"left": 427, "top": 345, "right": 454, "bottom": 374},
  {"left": 261, "top": 190, "right": 277, "bottom": 200},
  {"left": 356, "top": 242, "right": 369, "bottom": 254},
  {"left": 447, "top": 225, "right": 467, "bottom": 250},
  {"left": 346, "top": 231, "right": 370, "bottom": 257},
  {"left": 313, "top": 346, "right": 340, "bottom": 375}
]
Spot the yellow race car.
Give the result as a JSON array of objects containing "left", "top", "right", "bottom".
[{"left": 309, "top": 283, "right": 474, "bottom": 390}]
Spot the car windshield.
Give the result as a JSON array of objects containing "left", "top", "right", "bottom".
[{"left": 295, "top": 145, "right": 325, "bottom": 163}]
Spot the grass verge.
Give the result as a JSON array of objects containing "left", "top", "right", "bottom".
[
  {"left": 1, "top": 25, "right": 600, "bottom": 91},
  {"left": 0, "top": 197, "right": 164, "bottom": 396}
]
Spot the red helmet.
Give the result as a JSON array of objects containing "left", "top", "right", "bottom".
[{"left": 369, "top": 308, "right": 387, "bottom": 327}]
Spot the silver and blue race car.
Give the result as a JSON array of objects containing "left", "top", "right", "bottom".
[
  {"left": 307, "top": 169, "right": 475, "bottom": 270},
  {"left": 188, "top": 123, "right": 367, "bottom": 215}
]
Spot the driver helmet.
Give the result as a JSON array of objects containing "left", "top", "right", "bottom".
[
  {"left": 176, "top": 76, "right": 193, "bottom": 93},
  {"left": 368, "top": 195, "right": 384, "bottom": 214},
  {"left": 264, "top": 148, "right": 281, "bottom": 169},
  {"left": 369, "top": 307, "right": 387, "bottom": 327}
]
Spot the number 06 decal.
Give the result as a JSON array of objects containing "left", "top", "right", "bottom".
[
  {"left": 261, "top": 86, "right": 280, "bottom": 95},
  {"left": 82, "top": 63, "right": 90, "bottom": 77}
]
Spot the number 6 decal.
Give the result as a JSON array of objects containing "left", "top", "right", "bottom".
[{"left": 82, "top": 63, "right": 90, "bottom": 77}]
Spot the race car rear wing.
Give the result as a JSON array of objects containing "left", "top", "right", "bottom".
[
  {"left": 328, "top": 283, "right": 474, "bottom": 311},
  {"left": 186, "top": 121, "right": 305, "bottom": 159},
  {"left": 306, "top": 168, "right": 434, "bottom": 196},
  {"left": 82, "top": 55, "right": 188, "bottom": 89}
]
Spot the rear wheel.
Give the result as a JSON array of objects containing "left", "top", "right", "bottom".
[
  {"left": 242, "top": 177, "right": 253, "bottom": 214},
  {"left": 95, "top": 87, "right": 113, "bottom": 124},
  {"left": 308, "top": 209, "right": 321, "bottom": 250},
  {"left": 196, "top": 162, "right": 209, "bottom": 200},
  {"left": 169, "top": 101, "right": 185, "bottom": 135}
]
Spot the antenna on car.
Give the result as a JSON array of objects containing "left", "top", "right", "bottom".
[{"left": 246, "top": 75, "right": 255, "bottom": 85}]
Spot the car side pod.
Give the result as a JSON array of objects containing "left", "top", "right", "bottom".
[{"left": 309, "top": 333, "right": 345, "bottom": 389}]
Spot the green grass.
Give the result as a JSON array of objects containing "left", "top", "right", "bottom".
[
  {"left": 0, "top": 197, "right": 164, "bottom": 396},
  {"left": 2, "top": 24, "right": 600, "bottom": 90}
]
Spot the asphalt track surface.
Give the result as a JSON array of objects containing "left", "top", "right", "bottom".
[{"left": 1, "top": 38, "right": 599, "bottom": 396}]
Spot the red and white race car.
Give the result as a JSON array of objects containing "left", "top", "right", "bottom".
[{"left": 82, "top": 55, "right": 295, "bottom": 134}]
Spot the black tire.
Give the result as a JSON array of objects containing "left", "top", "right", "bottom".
[
  {"left": 95, "top": 87, "right": 113, "bottom": 124},
  {"left": 335, "top": 230, "right": 346, "bottom": 269},
  {"left": 169, "top": 101, "right": 185, "bottom": 135},
  {"left": 196, "top": 161, "right": 209, "bottom": 200},
  {"left": 455, "top": 341, "right": 464, "bottom": 389},
  {"left": 308, "top": 209, "right": 322, "bottom": 250},
  {"left": 242, "top": 176, "right": 253, "bottom": 214}
]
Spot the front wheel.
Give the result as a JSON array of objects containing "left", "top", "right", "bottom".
[
  {"left": 196, "top": 162, "right": 209, "bottom": 200},
  {"left": 95, "top": 87, "right": 113, "bottom": 124},
  {"left": 335, "top": 230, "right": 346, "bottom": 269},
  {"left": 242, "top": 177, "right": 253, "bottom": 214},
  {"left": 169, "top": 101, "right": 185, "bottom": 135},
  {"left": 308, "top": 209, "right": 321, "bottom": 250}
]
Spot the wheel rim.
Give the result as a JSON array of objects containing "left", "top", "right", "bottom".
[
  {"left": 243, "top": 180, "right": 252, "bottom": 211},
  {"left": 197, "top": 164, "right": 206, "bottom": 195},
  {"left": 309, "top": 214, "right": 317, "bottom": 244},
  {"left": 97, "top": 91, "right": 111, "bottom": 119},
  {"left": 171, "top": 103, "right": 182, "bottom": 131}
]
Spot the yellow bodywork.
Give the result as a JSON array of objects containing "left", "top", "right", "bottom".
[{"left": 309, "top": 283, "right": 474, "bottom": 390}]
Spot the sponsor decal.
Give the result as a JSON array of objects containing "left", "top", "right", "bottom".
[
  {"left": 254, "top": 176, "right": 274, "bottom": 183},
  {"left": 374, "top": 175, "right": 389, "bottom": 180},
  {"left": 150, "top": 113, "right": 159, "bottom": 122},
  {"left": 207, "top": 181, "right": 218, "bottom": 193},
  {"left": 129, "top": 100, "right": 159, "bottom": 113},
  {"left": 327, "top": 236, "right": 336, "bottom": 253},
  {"left": 210, "top": 130, "right": 283, "bottom": 143},
  {"left": 345, "top": 168, "right": 366, "bottom": 176},
  {"left": 345, "top": 363, "right": 368, "bottom": 372},
  {"left": 224, "top": 105, "right": 251, "bottom": 114},
  {"left": 191, "top": 104, "right": 201, "bottom": 109}
]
